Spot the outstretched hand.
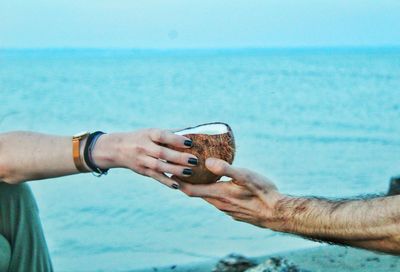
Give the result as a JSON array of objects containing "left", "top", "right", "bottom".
[
  {"left": 178, "top": 158, "right": 286, "bottom": 229},
  {"left": 93, "top": 129, "right": 198, "bottom": 189}
]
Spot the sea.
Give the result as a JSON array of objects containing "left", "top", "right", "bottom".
[{"left": 0, "top": 48, "right": 399, "bottom": 271}]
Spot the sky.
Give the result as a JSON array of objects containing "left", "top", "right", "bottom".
[{"left": 1, "top": 0, "right": 400, "bottom": 48}]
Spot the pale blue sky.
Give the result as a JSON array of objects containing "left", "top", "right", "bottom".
[{"left": 1, "top": 0, "right": 400, "bottom": 48}]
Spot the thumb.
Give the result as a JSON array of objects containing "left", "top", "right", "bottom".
[
  {"left": 205, "top": 158, "right": 231, "bottom": 176},
  {"left": 206, "top": 157, "right": 245, "bottom": 182}
]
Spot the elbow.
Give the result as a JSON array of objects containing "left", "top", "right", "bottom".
[
  {"left": 0, "top": 139, "right": 24, "bottom": 184},
  {"left": 0, "top": 161, "right": 23, "bottom": 185}
]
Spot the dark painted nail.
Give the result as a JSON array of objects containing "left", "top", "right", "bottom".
[
  {"left": 188, "top": 158, "right": 198, "bottom": 166},
  {"left": 184, "top": 140, "right": 193, "bottom": 147},
  {"left": 183, "top": 168, "right": 192, "bottom": 176},
  {"left": 171, "top": 183, "right": 180, "bottom": 189}
]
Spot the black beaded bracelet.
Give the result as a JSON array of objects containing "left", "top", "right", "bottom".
[{"left": 83, "top": 131, "right": 109, "bottom": 177}]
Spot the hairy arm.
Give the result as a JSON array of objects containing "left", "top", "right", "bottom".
[
  {"left": 0, "top": 130, "right": 198, "bottom": 188},
  {"left": 274, "top": 195, "right": 400, "bottom": 254},
  {"left": 179, "top": 158, "right": 400, "bottom": 255}
]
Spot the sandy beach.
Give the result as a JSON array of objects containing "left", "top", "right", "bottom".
[{"left": 133, "top": 245, "right": 400, "bottom": 272}]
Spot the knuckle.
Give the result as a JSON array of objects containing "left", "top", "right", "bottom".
[
  {"left": 150, "top": 160, "right": 162, "bottom": 171},
  {"left": 148, "top": 128, "right": 157, "bottom": 134},
  {"left": 155, "top": 147, "right": 165, "bottom": 158},
  {"left": 154, "top": 129, "right": 167, "bottom": 143},
  {"left": 150, "top": 128, "right": 161, "bottom": 140},
  {"left": 146, "top": 128, "right": 156, "bottom": 137},
  {"left": 134, "top": 145, "right": 146, "bottom": 154},
  {"left": 168, "top": 166, "right": 179, "bottom": 175}
]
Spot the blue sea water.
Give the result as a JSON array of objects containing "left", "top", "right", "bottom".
[{"left": 0, "top": 48, "right": 400, "bottom": 271}]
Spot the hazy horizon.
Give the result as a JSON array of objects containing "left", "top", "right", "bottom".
[
  {"left": 1, "top": 0, "right": 399, "bottom": 49},
  {"left": 2, "top": 45, "right": 400, "bottom": 50}
]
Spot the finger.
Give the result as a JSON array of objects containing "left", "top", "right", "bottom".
[
  {"left": 231, "top": 178, "right": 263, "bottom": 193},
  {"left": 207, "top": 158, "right": 277, "bottom": 196},
  {"left": 142, "top": 157, "right": 193, "bottom": 178},
  {"left": 228, "top": 180, "right": 255, "bottom": 198},
  {"left": 206, "top": 158, "right": 260, "bottom": 194},
  {"left": 206, "top": 158, "right": 246, "bottom": 181},
  {"left": 178, "top": 177, "right": 254, "bottom": 199},
  {"left": 179, "top": 181, "right": 228, "bottom": 198},
  {"left": 148, "top": 144, "right": 198, "bottom": 167},
  {"left": 149, "top": 129, "right": 193, "bottom": 148},
  {"left": 144, "top": 168, "right": 180, "bottom": 189}
]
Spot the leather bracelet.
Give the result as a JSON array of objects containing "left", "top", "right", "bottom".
[
  {"left": 72, "top": 131, "right": 90, "bottom": 173},
  {"left": 83, "top": 131, "right": 109, "bottom": 177}
]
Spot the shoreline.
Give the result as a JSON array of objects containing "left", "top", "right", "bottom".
[{"left": 133, "top": 245, "right": 400, "bottom": 272}]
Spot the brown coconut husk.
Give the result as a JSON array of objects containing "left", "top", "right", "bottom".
[{"left": 170, "top": 122, "right": 235, "bottom": 184}]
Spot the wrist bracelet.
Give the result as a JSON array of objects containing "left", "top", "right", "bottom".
[
  {"left": 83, "top": 131, "right": 109, "bottom": 177},
  {"left": 72, "top": 131, "right": 91, "bottom": 173}
]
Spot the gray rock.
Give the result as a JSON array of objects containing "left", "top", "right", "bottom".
[
  {"left": 387, "top": 176, "right": 400, "bottom": 196},
  {"left": 245, "top": 257, "right": 309, "bottom": 272},
  {"left": 213, "top": 253, "right": 257, "bottom": 272}
]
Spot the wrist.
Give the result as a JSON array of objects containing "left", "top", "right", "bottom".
[
  {"left": 263, "top": 192, "right": 295, "bottom": 232},
  {"left": 91, "top": 133, "right": 120, "bottom": 169}
]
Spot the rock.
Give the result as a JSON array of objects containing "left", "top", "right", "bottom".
[
  {"left": 387, "top": 176, "right": 400, "bottom": 196},
  {"left": 245, "top": 257, "right": 309, "bottom": 272},
  {"left": 213, "top": 253, "right": 257, "bottom": 272}
]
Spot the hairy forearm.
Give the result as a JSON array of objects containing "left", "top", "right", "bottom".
[
  {"left": 272, "top": 194, "right": 400, "bottom": 253},
  {"left": 0, "top": 131, "right": 84, "bottom": 183}
]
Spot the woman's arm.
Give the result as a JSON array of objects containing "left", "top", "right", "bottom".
[
  {"left": 0, "top": 129, "right": 198, "bottom": 188},
  {"left": 178, "top": 158, "right": 400, "bottom": 254}
]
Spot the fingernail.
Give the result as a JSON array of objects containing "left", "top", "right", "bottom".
[
  {"left": 172, "top": 183, "right": 180, "bottom": 189},
  {"left": 184, "top": 139, "right": 193, "bottom": 147},
  {"left": 188, "top": 158, "right": 198, "bottom": 166},
  {"left": 183, "top": 168, "right": 192, "bottom": 176}
]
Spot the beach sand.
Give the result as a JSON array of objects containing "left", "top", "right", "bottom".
[{"left": 133, "top": 245, "right": 400, "bottom": 272}]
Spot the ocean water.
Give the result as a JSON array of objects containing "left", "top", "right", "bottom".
[{"left": 1, "top": 48, "right": 400, "bottom": 271}]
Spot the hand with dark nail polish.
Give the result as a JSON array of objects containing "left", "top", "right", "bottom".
[
  {"left": 188, "top": 158, "right": 198, "bottom": 166},
  {"left": 183, "top": 168, "right": 193, "bottom": 176},
  {"left": 108, "top": 128, "right": 198, "bottom": 189},
  {"left": 184, "top": 140, "right": 193, "bottom": 147}
]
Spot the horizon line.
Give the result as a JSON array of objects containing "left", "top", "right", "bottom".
[{"left": 1, "top": 44, "right": 400, "bottom": 51}]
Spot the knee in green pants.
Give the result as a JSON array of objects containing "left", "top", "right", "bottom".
[
  {"left": 0, "top": 182, "right": 53, "bottom": 272},
  {"left": 0, "top": 234, "right": 10, "bottom": 272}
]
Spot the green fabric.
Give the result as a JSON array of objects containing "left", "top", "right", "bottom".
[
  {"left": 0, "top": 182, "right": 53, "bottom": 272},
  {"left": 0, "top": 234, "right": 11, "bottom": 271}
]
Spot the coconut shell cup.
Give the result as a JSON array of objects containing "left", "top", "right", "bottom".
[{"left": 169, "top": 122, "right": 235, "bottom": 184}]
